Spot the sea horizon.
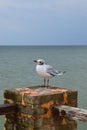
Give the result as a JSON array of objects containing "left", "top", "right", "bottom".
[{"left": 0, "top": 44, "right": 87, "bottom": 47}]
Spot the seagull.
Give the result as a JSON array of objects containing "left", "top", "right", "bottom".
[{"left": 33, "top": 59, "right": 66, "bottom": 87}]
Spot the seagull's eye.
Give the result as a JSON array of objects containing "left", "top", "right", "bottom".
[{"left": 39, "top": 61, "right": 43, "bottom": 65}]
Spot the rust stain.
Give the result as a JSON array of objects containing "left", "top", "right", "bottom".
[
  {"left": 16, "top": 87, "right": 39, "bottom": 94},
  {"left": 19, "top": 88, "right": 39, "bottom": 106},
  {"left": 62, "top": 92, "right": 68, "bottom": 104},
  {"left": 41, "top": 101, "right": 54, "bottom": 118},
  {"left": 41, "top": 101, "right": 53, "bottom": 109},
  {"left": 21, "top": 92, "right": 25, "bottom": 106}
]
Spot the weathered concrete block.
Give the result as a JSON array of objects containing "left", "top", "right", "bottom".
[{"left": 4, "top": 86, "right": 77, "bottom": 130}]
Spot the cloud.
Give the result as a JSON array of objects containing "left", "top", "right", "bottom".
[{"left": 0, "top": 0, "right": 87, "bottom": 45}]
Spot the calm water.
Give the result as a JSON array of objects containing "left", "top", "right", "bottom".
[{"left": 0, "top": 46, "right": 87, "bottom": 129}]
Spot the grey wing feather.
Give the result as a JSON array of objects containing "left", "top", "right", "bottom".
[
  {"left": 46, "top": 65, "right": 65, "bottom": 76},
  {"left": 46, "top": 66, "right": 60, "bottom": 76}
]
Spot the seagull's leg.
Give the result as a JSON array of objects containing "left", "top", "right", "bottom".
[
  {"left": 47, "top": 79, "right": 49, "bottom": 87},
  {"left": 44, "top": 78, "right": 46, "bottom": 87}
]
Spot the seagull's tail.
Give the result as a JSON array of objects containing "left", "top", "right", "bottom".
[{"left": 57, "top": 71, "right": 66, "bottom": 75}]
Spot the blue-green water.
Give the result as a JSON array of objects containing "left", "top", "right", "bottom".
[{"left": 0, "top": 46, "right": 87, "bottom": 129}]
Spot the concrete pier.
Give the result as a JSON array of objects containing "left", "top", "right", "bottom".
[{"left": 4, "top": 86, "right": 77, "bottom": 130}]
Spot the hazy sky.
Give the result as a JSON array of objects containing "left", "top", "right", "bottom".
[{"left": 0, "top": 0, "right": 87, "bottom": 45}]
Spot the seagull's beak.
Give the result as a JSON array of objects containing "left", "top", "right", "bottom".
[{"left": 33, "top": 60, "right": 37, "bottom": 63}]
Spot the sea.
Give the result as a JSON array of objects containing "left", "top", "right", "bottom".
[{"left": 0, "top": 45, "right": 87, "bottom": 130}]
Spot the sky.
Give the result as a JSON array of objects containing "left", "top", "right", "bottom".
[{"left": 0, "top": 0, "right": 87, "bottom": 46}]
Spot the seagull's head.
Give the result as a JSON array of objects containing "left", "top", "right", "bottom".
[{"left": 33, "top": 59, "right": 45, "bottom": 65}]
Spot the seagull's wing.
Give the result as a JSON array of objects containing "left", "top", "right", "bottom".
[
  {"left": 46, "top": 65, "right": 66, "bottom": 76},
  {"left": 46, "top": 65, "right": 60, "bottom": 76}
]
